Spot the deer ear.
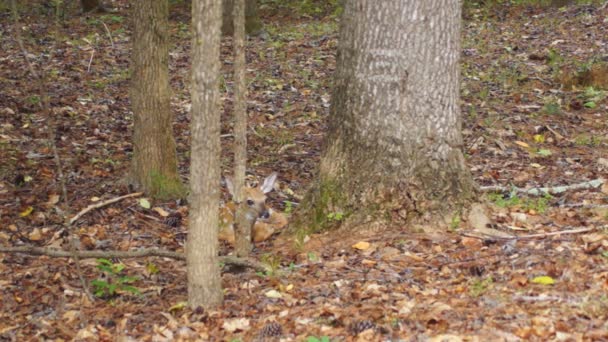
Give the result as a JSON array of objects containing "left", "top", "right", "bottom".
[
  {"left": 224, "top": 176, "right": 235, "bottom": 197},
  {"left": 260, "top": 172, "right": 278, "bottom": 194}
]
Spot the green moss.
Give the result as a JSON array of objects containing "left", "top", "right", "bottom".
[{"left": 150, "top": 171, "right": 185, "bottom": 200}]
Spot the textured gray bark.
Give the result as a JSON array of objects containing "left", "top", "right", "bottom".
[
  {"left": 297, "top": 0, "right": 476, "bottom": 231},
  {"left": 131, "top": 0, "right": 182, "bottom": 199},
  {"left": 221, "top": 0, "right": 262, "bottom": 36},
  {"left": 188, "top": 0, "right": 223, "bottom": 309}
]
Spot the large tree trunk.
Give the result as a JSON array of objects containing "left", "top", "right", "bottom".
[
  {"left": 131, "top": 0, "right": 182, "bottom": 199},
  {"left": 188, "top": 0, "right": 223, "bottom": 308},
  {"left": 221, "top": 0, "right": 262, "bottom": 36},
  {"left": 295, "top": 0, "right": 477, "bottom": 232}
]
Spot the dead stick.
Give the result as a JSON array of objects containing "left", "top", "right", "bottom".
[
  {"left": 0, "top": 246, "right": 269, "bottom": 273},
  {"left": 480, "top": 179, "right": 604, "bottom": 196},
  {"left": 69, "top": 192, "right": 143, "bottom": 225},
  {"left": 462, "top": 226, "right": 599, "bottom": 240}
]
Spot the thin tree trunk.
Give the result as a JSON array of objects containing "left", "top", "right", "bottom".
[
  {"left": 221, "top": 0, "right": 262, "bottom": 36},
  {"left": 232, "top": 0, "right": 251, "bottom": 256},
  {"left": 295, "top": 0, "right": 477, "bottom": 232},
  {"left": 188, "top": 0, "right": 223, "bottom": 309},
  {"left": 131, "top": 0, "right": 182, "bottom": 199}
]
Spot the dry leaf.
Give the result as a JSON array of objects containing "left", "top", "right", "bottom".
[
  {"left": 152, "top": 207, "right": 170, "bottom": 217},
  {"left": 352, "top": 241, "right": 370, "bottom": 250},
  {"left": 222, "top": 318, "right": 250, "bottom": 332},
  {"left": 28, "top": 228, "right": 42, "bottom": 241}
]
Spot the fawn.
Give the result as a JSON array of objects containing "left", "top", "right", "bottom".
[{"left": 218, "top": 173, "right": 288, "bottom": 244}]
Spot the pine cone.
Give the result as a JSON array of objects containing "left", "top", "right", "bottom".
[
  {"left": 258, "top": 322, "right": 283, "bottom": 338},
  {"left": 348, "top": 320, "right": 376, "bottom": 335},
  {"left": 164, "top": 212, "right": 182, "bottom": 227}
]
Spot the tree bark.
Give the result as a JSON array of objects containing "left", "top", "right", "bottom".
[
  {"left": 188, "top": 0, "right": 223, "bottom": 309},
  {"left": 131, "top": 0, "right": 183, "bottom": 199},
  {"left": 231, "top": 0, "right": 252, "bottom": 256},
  {"left": 295, "top": 0, "right": 477, "bottom": 232},
  {"left": 81, "top": 0, "right": 103, "bottom": 13},
  {"left": 221, "top": 0, "right": 262, "bottom": 36}
]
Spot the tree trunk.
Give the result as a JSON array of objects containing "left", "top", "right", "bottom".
[
  {"left": 81, "top": 0, "right": 102, "bottom": 12},
  {"left": 231, "top": 0, "right": 252, "bottom": 256},
  {"left": 221, "top": 0, "right": 262, "bottom": 36},
  {"left": 295, "top": 0, "right": 477, "bottom": 232},
  {"left": 188, "top": 0, "right": 223, "bottom": 309},
  {"left": 131, "top": 0, "right": 183, "bottom": 199}
]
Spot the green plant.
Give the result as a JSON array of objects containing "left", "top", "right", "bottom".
[
  {"left": 450, "top": 214, "right": 461, "bottom": 231},
  {"left": 307, "top": 337, "right": 331, "bottom": 342},
  {"left": 260, "top": 254, "right": 282, "bottom": 276},
  {"left": 101, "top": 14, "right": 124, "bottom": 23},
  {"left": 581, "top": 86, "right": 605, "bottom": 108},
  {"left": 326, "top": 211, "right": 344, "bottom": 221},
  {"left": 307, "top": 252, "right": 318, "bottom": 262},
  {"left": 488, "top": 192, "right": 552, "bottom": 214},
  {"left": 91, "top": 259, "right": 141, "bottom": 298},
  {"left": 469, "top": 277, "right": 493, "bottom": 297},
  {"left": 284, "top": 201, "right": 294, "bottom": 214},
  {"left": 574, "top": 134, "right": 602, "bottom": 146},
  {"left": 542, "top": 101, "right": 561, "bottom": 115}
]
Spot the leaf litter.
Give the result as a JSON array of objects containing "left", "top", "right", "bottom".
[{"left": 0, "top": 1, "right": 608, "bottom": 340}]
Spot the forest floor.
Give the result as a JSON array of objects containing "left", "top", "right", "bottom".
[{"left": 1, "top": 1, "right": 608, "bottom": 340}]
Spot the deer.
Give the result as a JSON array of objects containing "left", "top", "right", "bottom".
[{"left": 218, "top": 172, "right": 288, "bottom": 245}]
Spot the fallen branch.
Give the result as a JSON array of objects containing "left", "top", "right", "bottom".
[
  {"left": 0, "top": 246, "right": 269, "bottom": 273},
  {"left": 480, "top": 179, "right": 604, "bottom": 196},
  {"left": 461, "top": 226, "right": 600, "bottom": 241},
  {"left": 69, "top": 192, "right": 143, "bottom": 225}
]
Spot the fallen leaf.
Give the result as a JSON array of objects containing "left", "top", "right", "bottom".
[
  {"left": 531, "top": 276, "right": 555, "bottom": 285},
  {"left": 515, "top": 141, "right": 530, "bottom": 148},
  {"left": 19, "top": 206, "right": 34, "bottom": 217},
  {"left": 265, "top": 289, "right": 282, "bottom": 299},
  {"left": 169, "top": 301, "right": 187, "bottom": 312},
  {"left": 222, "top": 318, "right": 250, "bottom": 333},
  {"left": 152, "top": 207, "right": 169, "bottom": 217},
  {"left": 139, "top": 198, "right": 151, "bottom": 209},
  {"left": 352, "top": 241, "right": 370, "bottom": 250},
  {"left": 46, "top": 194, "right": 60, "bottom": 207},
  {"left": 29, "top": 228, "right": 42, "bottom": 241}
]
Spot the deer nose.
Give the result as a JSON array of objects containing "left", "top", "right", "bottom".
[{"left": 260, "top": 210, "right": 270, "bottom": 219}]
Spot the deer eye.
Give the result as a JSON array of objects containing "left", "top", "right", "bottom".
[{"left": 246, "top": 199, "right": 254, "bottom": 206}]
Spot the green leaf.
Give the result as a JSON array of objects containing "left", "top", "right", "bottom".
[
  {"left": 139, "top": 198, "right": 151, "bottom": 209},
  {"left": 118, "top": 275, "right": 139, "bottom": 284},
  {"left": 97, "top": 265, "right": 114, "bottom": 274},
  {"left": 120, "top": 285, "right": 141, "bottom": 295},
  {"left": 531, "top": 275, "right": 555, "bottom": 285},
  {"left": 537, "top": 149, "right": 552, "bottom": 157},
  {"left": 584, "top": 101, "right": 596, "bottom": 108},
  {"left": 146, "top": 263, "right": 160, "bottom": 275},
  {"left": 112, "top": 263, "right": 126, "bottom": 273},
  {"left": 107, "top": 284, "right": 118, "bottom": 295}
]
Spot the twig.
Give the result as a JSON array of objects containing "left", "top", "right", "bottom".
[
  {"left": 87, "top": 49, "right": 95, "bottom": 73},
  {"left": 11, "top": 0, "right": 39, "bottom": 79},
  {"left": 69, "top": 236, "right": 95, "bottom": 301},
  {"left": 69, "top": 192, "right": 143, "bottom": 225},
  {"left": 0, "top": 246, "right": 269, "bottom": 273},
  {"left": 101, "top": 21, "right": 114, "bottom": 48},
  {"left": 461, "top": 226, "right": 600, "bottom": 241},
  {"left": 480, "top": 179, "right": 604, "bottom": 196}
]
